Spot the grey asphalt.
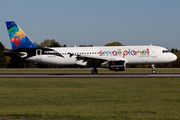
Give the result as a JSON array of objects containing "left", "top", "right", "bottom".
[{"left": 0, "top": 74, "right": 180, "bottom": 78}]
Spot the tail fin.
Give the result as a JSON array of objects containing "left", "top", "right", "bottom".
[{"left": 5, "top": 21, "right": 38, "bottom": 50}]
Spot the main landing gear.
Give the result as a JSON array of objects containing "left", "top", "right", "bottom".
[
  {"left": 91, "top": 68, "right": 98, "bottom": 74},
  {"left": 151, "top": 64, "right": 156, "bottom": 74}
]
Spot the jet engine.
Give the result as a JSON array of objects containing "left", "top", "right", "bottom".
[
  {"left": 108, "top": 61, "right": 125, "bottom": 71},
  {"left": 101, "top": 60, "right": 126, "bottom": 71}
]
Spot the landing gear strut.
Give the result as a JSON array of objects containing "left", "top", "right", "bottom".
[
  {"left": 151, "top": 64, "right": 156, "bottom": 74},
  {"left": 91, "top": 68, "right": 98, "bottom": 74}
]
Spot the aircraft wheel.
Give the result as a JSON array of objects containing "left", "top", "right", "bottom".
[
  {"left": 91, "top": 68, "right": 98, "bottom": 74},
  {"left": 152, "top": 70, "right": 156, "bottom": 74}
]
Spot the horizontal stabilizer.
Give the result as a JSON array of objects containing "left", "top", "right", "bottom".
[{"left": 3, "top": 51, "right": 27, "bottom": 58}]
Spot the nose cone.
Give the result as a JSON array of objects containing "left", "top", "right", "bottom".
[
  {"left": 171, "top": 53, "right": 177, "bottom": 62},
  {"left": 165, "top": 53, "right": 177, "bottom": 63}
]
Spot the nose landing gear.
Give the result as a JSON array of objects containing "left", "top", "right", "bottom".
[{"left": 151, "top": 64, "right": 156, "bottom": 74}]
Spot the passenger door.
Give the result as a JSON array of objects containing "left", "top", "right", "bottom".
[{"left": 36, "top": 49, "right": 42, "bottom": 60}]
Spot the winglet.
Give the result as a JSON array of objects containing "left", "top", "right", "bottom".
[{"left": 5, "top": 21, "right": 38, "bottom": 50}]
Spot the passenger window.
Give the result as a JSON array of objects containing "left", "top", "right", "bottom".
[{"left": 37, "top": 51, "right": 40, "bottom": 55}]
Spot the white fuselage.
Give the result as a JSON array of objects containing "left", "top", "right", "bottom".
[{"left": 26, "top": 45, "right": 177, "bottom": 66}]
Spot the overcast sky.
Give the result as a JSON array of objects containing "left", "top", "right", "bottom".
[{"left": 0, "top": 0, "right": 180, "bottom": 49}]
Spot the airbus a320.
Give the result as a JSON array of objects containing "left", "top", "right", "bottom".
[{"left": 4, "top": 21, "right": 177, "bottom": 74}]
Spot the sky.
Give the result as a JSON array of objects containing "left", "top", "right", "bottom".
[{"left": 0, "top": 0, "right": 180, "bottom": 49}]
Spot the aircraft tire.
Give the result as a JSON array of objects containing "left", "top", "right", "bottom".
[{"left": 91, "top": 68, "right": 98, "bottom": 74}]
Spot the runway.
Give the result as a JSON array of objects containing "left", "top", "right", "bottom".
[{"left": 1, "top": 73, "right": 180, "bottom": 78}]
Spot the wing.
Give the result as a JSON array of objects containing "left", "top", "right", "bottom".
[
  {"left": 75, "top": 54, "right": 127, "bottom": 67},
  {"left": 77, "top": 54, "right": 107, "bottom": 62},
  {"left": 75, "top": 55, "right": 107, "bottom": 67}
]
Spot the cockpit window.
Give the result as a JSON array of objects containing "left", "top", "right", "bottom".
[{"left": 162, "top": 50, "right": 170, "bottom": 53}]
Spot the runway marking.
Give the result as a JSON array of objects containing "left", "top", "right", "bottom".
[{"left": 0, "top": 74, "right": 180, "bottom": 78}]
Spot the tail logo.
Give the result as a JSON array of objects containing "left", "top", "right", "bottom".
[
  {"left": 8, "top": 26, "right": 26, "bottom": 48},
  {"left": 6, "top": 21, "right": 38, "bottom": 50},
  {"left": 11, "top": 38, "right": 21, "bottom": 47}
]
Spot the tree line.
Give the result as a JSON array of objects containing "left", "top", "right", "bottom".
[{"left": 0, "top": 40, "right": 179, "bottom": 68}]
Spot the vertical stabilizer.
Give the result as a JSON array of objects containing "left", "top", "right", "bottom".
[{"left": 5, "top": 21, "right": 38, "bottom": 50}]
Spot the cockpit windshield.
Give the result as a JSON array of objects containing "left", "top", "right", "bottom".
[{"left": 162, "top": 50, "right": 170, "bottom": 53}]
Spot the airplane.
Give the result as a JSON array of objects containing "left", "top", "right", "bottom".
[{"left": 4, "top": 21, "right": 177, "bottom": 74}]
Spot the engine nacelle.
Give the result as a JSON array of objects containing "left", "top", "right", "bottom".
[{"left": 108, "top": 61, "right": 125, "bottom": 71}]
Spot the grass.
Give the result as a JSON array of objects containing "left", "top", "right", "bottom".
[
  {"left": 0, "top": 78, "right": 180, "bottom": 119},
  {"left": 0, "top": 68, "right": 180, "bottom": 74}
]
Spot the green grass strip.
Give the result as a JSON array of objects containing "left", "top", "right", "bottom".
[{"left": 0, "top": 78, "right": 180, "bottom": 119}]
